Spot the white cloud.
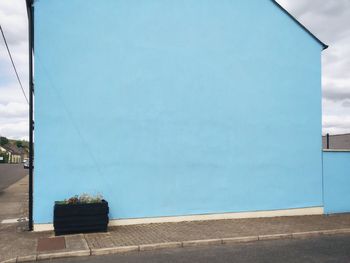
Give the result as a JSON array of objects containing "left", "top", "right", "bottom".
[
  {"left": 0, "top": 7, "right": 27, "bottom": 45},
  {"left": 0, "top": 120, "right": 28, "bottom": 140},
  {"left": 0, "top": 0, "right": 28, "bottom": 140},
  {"left": 323, "top": 115, "right": 350, "bottom": 135},
  {"left": 277, "top": 0, "right": 350, "bottom": 135},
  {"left": 0, "top": 102, "right": 28, "bottom": 118},
  {"left": 0, "top": 83, "right": 29, "bottom": 104}
]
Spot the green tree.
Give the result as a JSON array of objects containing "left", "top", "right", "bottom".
[
  {"left": 16, "top": 140, "right": 23, "bottom": 148},
  {"left": 0, "top": 137, "right": 9, "bottom": 146}
]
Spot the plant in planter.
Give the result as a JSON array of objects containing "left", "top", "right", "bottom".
[{"left": 54, "top": 194, "right": 109, "bottom": 236}]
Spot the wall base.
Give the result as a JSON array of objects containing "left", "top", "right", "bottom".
[{"left": 34, "top": 207, "right": 324, "bottom": 232}]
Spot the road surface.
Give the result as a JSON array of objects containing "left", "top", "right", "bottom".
[
  {"left": 41, "top": 234, "right": 350, "bottom": 263},
  {"left": 0, "top": 164, "right": 27, "bottom": 191}
]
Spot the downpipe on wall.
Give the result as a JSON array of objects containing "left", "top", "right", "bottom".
[{"left": 26, "top": 0, "right": 34, "bottom": 231}]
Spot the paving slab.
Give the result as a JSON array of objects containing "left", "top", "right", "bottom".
[
  {"left": 37, "top": 237, "right": 66, "bottom": 252},
  {"left": 65, "top": 234, "right": 89, "bottom": 251}
]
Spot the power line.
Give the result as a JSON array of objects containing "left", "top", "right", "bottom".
[{"left": 0, "top": 25, "right": 29, "bottom": 104}]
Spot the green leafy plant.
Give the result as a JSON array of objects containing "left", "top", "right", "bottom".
[
  {"left": 16, "top": 140, "right": 23, "bottom": 148},
  {"left": 0, "top": 137, "right": 9, "bottom": 146},
  {"left": 56, "top": 193, "right": 103, "bottom": 205}
]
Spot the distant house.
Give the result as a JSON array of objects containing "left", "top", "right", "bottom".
[
  {"left": 0, "top": 144, "right": 22, "bottom": 163},
  {"left": 0, "top": 146, "right": 8, "bottom": 163},
  {"left": 323, "top": 134, "right": 350, "bottom": 150}
]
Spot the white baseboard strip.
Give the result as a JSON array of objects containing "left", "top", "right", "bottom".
[{"left": 33, "top": 207, "right": 324, "bottom": 232}]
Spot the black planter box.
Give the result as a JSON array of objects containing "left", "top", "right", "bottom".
[{"left": 54, "top": 200, "right": 109, "bottom": 235}]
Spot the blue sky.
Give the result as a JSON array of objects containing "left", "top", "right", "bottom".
[{"left": 0, "top": 0, "right": 349, "bottom": 140}]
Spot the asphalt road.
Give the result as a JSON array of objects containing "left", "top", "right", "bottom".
[
  {"left": 0, "top": 164, "right": 27, "bottom": 191},
  {"left": 43, "top": 234, "right": 350, "bottom": 263}
]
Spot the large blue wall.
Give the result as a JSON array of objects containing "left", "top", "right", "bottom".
[
  {"left": 34, "top": 0, "right": 324, "bottom": 223},
  {"left": 323, "top": 151, "right": 350, "bottom": 214}
]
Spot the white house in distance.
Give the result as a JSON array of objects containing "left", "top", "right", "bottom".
[{"left": 0, "top": 144, "right": 23, "bottom": 164}]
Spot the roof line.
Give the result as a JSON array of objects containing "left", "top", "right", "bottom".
[
  {"left": 24, "top": 0, "right": 328, "bottom": 50},
  {"left": 271, "top": 0, "right": 328, "bottom": 50},
  {"left": 25, "top": 0, "right": 32, "bottom": 18},
  {"left": 323, "top": 133, "right": 350, "bottom": 137}
]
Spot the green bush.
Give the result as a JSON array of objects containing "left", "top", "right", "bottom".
[
  {"left": 0, "top": 137, "right": 9, "bottom": 146},
  {"left": 55, "top": 193, "right": 103, "bottom": 205}
]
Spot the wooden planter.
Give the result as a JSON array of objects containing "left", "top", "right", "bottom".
[{"left": 53, "top": 200, "right": 109, "bottom": 235}]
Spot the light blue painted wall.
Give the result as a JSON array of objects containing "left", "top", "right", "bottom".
[
  {"left": 34, "top": 0, "right": 324, "bottom": 223},
  {"left": 323, "top": 151, "right": 350, "bottom": 214}
]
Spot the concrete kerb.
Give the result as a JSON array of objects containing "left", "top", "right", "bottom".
[
  {"left": 258, "top": 233, "right": 293, "bottom": 241},
  {"left": 222, "top": 236, "right": 259, "bottom": 244},
  {"left": 16, "top": 255, "right": 37, "bottom": 262},
  {"left": 139, "top": 242, "right": 182, "bottom": 251},
  {"left": 1, "top": 259, "right": 16, "bottom": 263},
  {"left": 182, "top": 239, "right": 222, "bottom": 247},
  {"left": 36, "top": 250, "right": 91, "bottom": 261},
  {"left": 2, "top": 228, "right": 350, "bottom": 263},
  {"left": 90, "top": 246, "right": 138, "bottom": 256}
]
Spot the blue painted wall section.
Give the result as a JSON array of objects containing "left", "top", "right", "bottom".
[
  {"left": 323, "top": 151, "right": 350, "bottom": 214},
  {"left": 33, "top": 0, "right": 324, "bottom": 223}
]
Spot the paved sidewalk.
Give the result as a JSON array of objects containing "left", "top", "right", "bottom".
[
  {"left": 0, "top": 176, "right": 50, "bottom": 262},
  {"left": 86, "top": 214, "right": 350, "bottom": 248},
  {"left": 2, "top": 209, "right": 350, "bottom": 262},
  {"left": 1, "top": 178, "right": 350, "bottom": 262}
]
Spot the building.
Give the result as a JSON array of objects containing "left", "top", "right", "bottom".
[
  {"left": 323, "top": 134, "right": 350, "bottom": 150},
  {"left": 27, "top": 0, "right": 350, "bottom": 231},
  {"left": 0, "top": 144, "right": 22, "bottom": 163},
  {"left": 0, "top": 146, "right": 10, "bottom": 163}
]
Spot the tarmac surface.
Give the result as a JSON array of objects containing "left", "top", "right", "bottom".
[
  {"left": 38, "top": 234, "right": 350, "bottom": 263},
  {"left": 0, "top": 164, "right": 27, "bottom": 191}
]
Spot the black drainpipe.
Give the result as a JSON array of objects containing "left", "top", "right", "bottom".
[
  {"left": 326, "top": 133, "right": 330, "bottom": 150},
  {"left": 26, "top": 0, "right": 34, "bottom": 231}
]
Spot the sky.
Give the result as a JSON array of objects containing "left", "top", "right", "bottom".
[{"left": 0, "top": 1, "right": 349, "bottom": 140}]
